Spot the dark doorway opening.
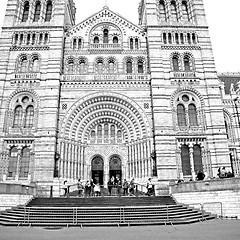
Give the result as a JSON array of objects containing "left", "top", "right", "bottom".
[
  {"left": 91, "top": 156, "right": 104, "bottom": 185},
  {"left": 109, "top": 155, "right": 122, "bottom": 183}
]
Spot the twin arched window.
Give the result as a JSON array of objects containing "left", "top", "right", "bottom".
[
  {"left": 22, "top": 1, "right": 53, "bottom": 23},
  {"left": 181, "top": 144, "right": 203, "bottom": 176},
  {"left": 159, "top": 1, "right": 167, "bottom": 21},
  {"left": 13, "top": 96, "right": 35, "bottom": 129},
  {"left": 177, "top": 94, "right": 198, "bottom": 127},
  {"left": 8, "top": 147, "right": 31, "bottom": 179},
  {"left": 129, "top": 38, "right": 139, "bottom": 50},
  {"left": 18, "top": 55, "right": 40, "bottom": 73},
  {"left": 172, "top": 54, "right": 193, "bottom": 72}
]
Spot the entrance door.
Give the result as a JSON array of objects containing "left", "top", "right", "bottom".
[
  {"left": 91, "top": 156, "right": 104, "bottom": 185},
  {"left": 109, "top": 155, "right": 122, "bottom": 182}
]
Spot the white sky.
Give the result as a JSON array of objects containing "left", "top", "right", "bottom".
[{"left": 0, "top": 0, "right": 239, "bottom": 73}]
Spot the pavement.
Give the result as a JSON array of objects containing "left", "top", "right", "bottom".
[{"left": 0, "top": 220, "right": 240, "bottom": 240}]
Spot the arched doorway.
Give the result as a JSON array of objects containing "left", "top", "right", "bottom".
[
  {"left": 109, "top": 155, "right": 122, "bottom": 182},
  {"left": 91, "top": 156, "right": 104, "bottom": 185}
]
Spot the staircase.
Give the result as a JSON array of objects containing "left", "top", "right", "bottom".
[{"left": 0, "top": 196, "right": 215, "bottom": 227}]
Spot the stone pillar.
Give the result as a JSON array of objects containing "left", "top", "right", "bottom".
[
  {"left": 176, "top": 148, "right": 183, "bottom": 180},
  {"left": 189, "top": 146, "right": 196, "bottom": 181},
  {"left": 15, "top": 147, "right": 22, "bottom": 181}
]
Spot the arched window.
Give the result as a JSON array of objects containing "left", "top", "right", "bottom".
[
  {"left": 181, "top": 145, "right": 191, "bottom": 175},
  {"left": 170, "top": 1, "right": 178, "bottom": 21},
  {"left": 113, "top": 36, "right": 118, "bottom": 43},
  {"left": 24, "top": 106, "right": 34, "bottom": 128},
  {"left": 45, "top": 1, "right": 53, "bottom": 22},
  {"left": 8, "top": 147, "right": 18, "bottom": 178},
  {"left": 187, "top": 33, "right": 191, "bottom": 44},
  {"left": 14, "top": 34, "right": 19, "bottom": 45},
  {"left": 30, "top": 56, "right": 40, "bottom": 72},
  {"left": 175, "top": 33, "right": 179, "bottom": 44},
  {"left": 126, "top": 60, "right": 133, "bottom": 74},
  {"left": 182, "top": 1, "right": 190, "bottom": 21},
  {"left": 97, "top": 125, "right": 102, "bottom": 138},
  {"left": 103, "top": 29, "right": 109, "bottom": 43},
  {"left": 32, "top": 34, "right": 36, "bottom": 45},
  {"left": 135, "top": 39, "right": 139, "bottom": 49},
  {"left": 110, "top": 125, "right": 115, "bottom": 139},
  {"left": 104, "top": 124, "right": 109, "bottom": 138},
  {"left": 184, "top": 55, "right": 191, "bottom": 71},
  {"left": 159, "top": 0, "right": 167, "bottom": 21},
  {"left": 168, "top": 33, "right": 172, "bottom": 44},
  {"left": 27, "top": 34, "right": 31, "bottom": 45},
  {"left": 33, "top": 1, "right": 41, "bottom": 22},
  {"left": 39, "top": 33, "right": 43, "bottom": 45},
  {"left": 177, "top": 104, "right": 187, "bottom": 126},
  {"left": 109, "top": 60, "right": 115, "bottom": 74},
  {"left": 13, "top": 106, "right": 23, "bottom": 128},
  {"left": 78, "top": 39, "right": 82, "bottom": 49},
  {"left": 91, "top": 130, "right": 96, "bottom": 139},
  {"left": 130, "top": 38, "right": 134, "bottom": 50},
  {"left": 73, "top": 38, "right": 77, "bottom": 49},
  {"left": 172, "top": 55, "right": 180, "bottom": 71},
  {"left": 22, "top": 2, "right": 30, "bottom": 22},
  {"left": 193, "top": 144, "right": 203, "bottom": 172},
  {"left": 79, "top": 60, "right": 86, "bottom": 74},
  {"left": 117, "top": 130, "right": 122, "bottom": 143},
  {"left": 192, "top": 33, "right": 197, "bottom": 44},
  {"left": 19, "top": 147, "right": 30, "bottom": 178},
  {"left": 20, "top": 57, "right": 28, "bottom": 72},
  {"left": 138, "top": 60, "right": 144, "bottom": 74},
  {"left": 163, "top": 33, "right": 167, "bottom": 44},
  {"left": 225, "top": 121, "right": 229, "bottom": 139},
  {"left": 97, "top": 60, "right": 104, "bottom": 74},
  {"left": 67, "top": 59, "right": 74, "bottom": 74},
  {"left": 93, "top": 36, "right": 99, "bottom": 44},
  {"left": 188, "top": 104, "right": 198, "bottom": 126},
  {"left": 180, "top": 33, "right": 184, "bottom": 44},
  {"left": 44, "top": 33, "right": 48, "bottom": 44}
]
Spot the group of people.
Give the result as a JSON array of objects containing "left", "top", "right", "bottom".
[
  {"left": 107, "top": 177, "right": 136, "bottom": 196},
  {"left": 77, "top": 179, "right": 101, "bottom": 197},
  {"left": 217, "top": 167, "right": 234, "bottom": 179}
]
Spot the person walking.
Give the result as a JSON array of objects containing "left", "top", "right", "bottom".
[
  {"left": 146, "top": 178, "right": 153, "bottom": 196},
  {"left": 63, "top": 180, "right": 68, "bottom": 197},
  {"left": 123, "top": 179, "right": 129, "bottom": 196},
  {"left": 77, "top": 179, "right": 84, "bottom": 197}
]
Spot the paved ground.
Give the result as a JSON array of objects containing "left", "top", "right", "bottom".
[{"left": 0, "top": 220, "right": 239, "bottom": 240}]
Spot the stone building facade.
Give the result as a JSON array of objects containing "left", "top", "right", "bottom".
[{"left": 0, "top": 0, "right": 239, "bottom": 190}]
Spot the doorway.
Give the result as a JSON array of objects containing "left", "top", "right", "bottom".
[
  {"left": 91, "top": 156, "right": 104, "bottom": 185},
  {"left": 109, "top": 155, "right": 122, "bottom": 182}
]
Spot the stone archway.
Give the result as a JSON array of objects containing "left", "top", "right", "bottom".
[{"left": 91, "top": 155, "right": 104, "bottom": 185}]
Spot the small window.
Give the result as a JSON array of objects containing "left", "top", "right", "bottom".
[
  {"left": 184, "top": 56, "right": 191, "bottom": 71},
  {"left": 73, "top": 38, "right": 77, "bottom": 49},
  {"left": 180, "top": 33, "right": 184, "bottom": 44},
  {"left": 130, "top": 38, "right": 133, "bottom": 50},
  {"left": 31, "top": 57, "right": 40, "bottom": 72},
  {"left": 78, "top": 39, "right": 82, "bottom": 49},
  {"left": 94, "top": 36, "right": 99, "bottom": 44},
  {"left": 126, "top": 60, "right": 132, "bottom": 74},
  {"left": 192, "top": 33, "right": 197, "bottom": 44},
  {"left": 109, "top": 60, "right": 115, "bottom": 74},
  {"left": 79, "top": 60, "right": 85, "bottom": 74},
  {"left": 135, "top": 39, "right": 139, "bottom": 49},
  {"left": 113, "top": 36, "right": 118, "bottom": 44},
  {"left": 39, "top": 33, "right": 43, "bottom": 45},
  {"left": 22, "top": 2, "right": 30, "bottom": 22},
  {"left": 14, "top": 34, "right": 19, "bottom": 45},
  {"left": 27, "top": 34, "right": 31, "bottom": 45},
  {"left": 24, "top": 106, "right": 34, "bottom": 128},
  {"left": 168, "top": 33, "right": 172, "bottom": 44},
  {"left": 33, "top": 2, "right": 41, "bottom": 22},
  {"left": 20, "top": 58, "right": 28, "bottom": 72},
  {"left": 163, "top": 33, "right": 167, "bottom": 44},
  {"left": 67, "top": 60, "right": 74, "bottom": 74},
  {"left": 103, "top": 29, "right": 109, "bottom": 43},
  {"left": 13, "top": 106, "right": 23, "bottom": 128},
  {"left": 44, "top": 33, "right": 48, "bottom": 44},
  {"left": 182, "top": 1, "right": 190, "bottom": 21},
  {"left": 187, "top": 33, "right": 191, "bottom": 44},
  {"left": 170, "top": 1, "right": 178, "bottom": 21},
  {"left": 32, "top": 34, "right": 36, "bottom": 45},
  {"left": 188, "top": 104, "right": 198, "bottom": 126},
  {"left": 159, "top": 1, "right": 167, "bottom": 21},
  {"left": 177, "top": 104, "right": 187, "bottom": 126},
  {"left": 45, "top": 1, "right": 53, "bottom": 22},
  {"left": 172, "top": 56, "right": 179, "bottom": 71},
  {"left": 138, "top": 61, "right": 144, "bottom": 74},
  {"left": 175, "top": 33, "right": 179, "bottom": 44},
  {"left": 97, "top": 60, "right": 104, "bottom": 74}
]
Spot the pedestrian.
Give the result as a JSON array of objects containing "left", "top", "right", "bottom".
[
  {"left": 146, "top": 178, "right": 153, "bottom": 196},
  {"left": 123, "top": 179, "right": 129, "bottom": 196},
  {"left": 85, "top": 180, "right": 91, "bottom": 197},
  {"left": 107, "top": 179, "right": 113, "bottom": 195},
  {"left": 116, "top": 177, "right": 122, "bottom": 196},
  {"left": 129, "top": 178, "right": 135, "bottom": 196},
  {"left": 90, "top": 179, "right": 95, "bottom": 196},
  {"left": 63, "top": 180, "right": 68, "bottom": 196},
  {"left": 196, "top": 170, "right": 205, "bottom": 181},
  {"left": 94, "top": 183, "right": 101, "bottom": 197},
  {"left": 77, "top": 179, "right": 84, "bottom": 197}
]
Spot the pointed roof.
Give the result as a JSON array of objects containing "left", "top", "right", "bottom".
[{"left": 67, "top": 6, "right": 145, "bottom": 36}]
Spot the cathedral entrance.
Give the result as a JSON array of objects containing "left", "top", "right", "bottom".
[
  {"left": 109, "top": 155, "right": 122, "bottom": 182},
  {"left": 91, "top": 156, "right": 104, "bottom": 185}
]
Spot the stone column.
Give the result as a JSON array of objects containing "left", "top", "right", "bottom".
[
  {"left": 15, "top": 146, "right": 22, "bottom": 181},
  {"left": 176, "top": 148, "right": 183, "bottom": 180},
  {"left": 189, "top": 146, "right": 196, "bottom": 181}
]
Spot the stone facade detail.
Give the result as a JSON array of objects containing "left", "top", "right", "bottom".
[{"left": 0, "top": 0, "right": 239, "bottom": 188}]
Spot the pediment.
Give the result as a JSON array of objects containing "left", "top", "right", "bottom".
[{"left": 66, "top": 6, "right": 145, "bottom": 37}]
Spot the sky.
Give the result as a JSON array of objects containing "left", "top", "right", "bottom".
[{"left": 0, "top": 0, "right": 239, "bottom": 73}]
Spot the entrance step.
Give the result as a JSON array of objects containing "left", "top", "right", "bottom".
[{"left": 0, "top": 196, "right": 216, "bottom": 227}]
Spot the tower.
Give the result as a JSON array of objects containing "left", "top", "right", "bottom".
[
  {"left": 0, "top": 0, "right": 76, "bottom": 183},
  {"left": 139, "top": 0, "right": 230, "bottom": 180}
]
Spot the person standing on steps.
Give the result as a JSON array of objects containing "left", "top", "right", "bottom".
[
  {"left": 129, "top": 178, "right": 135, "bottom": 196},
  {"left": 123, "top": 179, "right": 129, "bottom": 196},
  {"left": 63, "top": 180, "right": 68, "bottom": 197},
  {"left": 107, "top": 179, "right": 113, "bottom": 196},
  {"left": 77, "top": 179, "right": 84, "bottom": 197},
  {"left": 146, "top": 178, "right": 153, "bottom": 196}
]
